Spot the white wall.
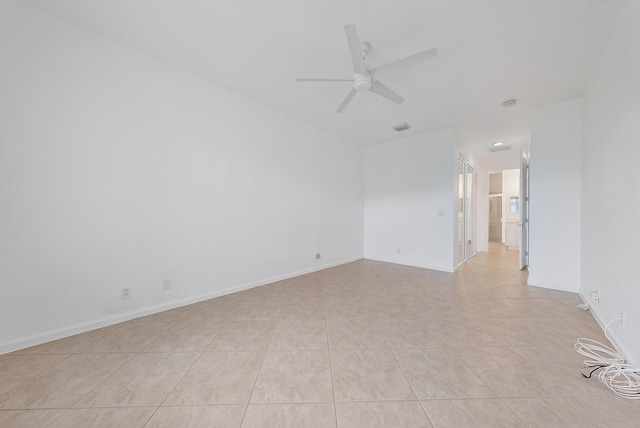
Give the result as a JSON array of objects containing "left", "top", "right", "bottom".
[
  {"left": 581, "top": 0, "right": 640, "bottom": 364},
  {"left": 364, "top": 129, "right": 455, "bottom": 272},
  {"left": 528, "top": 99, "right": 582, "bottom": 292},
  {"left": 0, "top": 2, "right": 364, "bottom": 354}
]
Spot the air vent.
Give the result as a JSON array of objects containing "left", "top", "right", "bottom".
[
  {"left": 488, "top": 145, "right": 512, "bottom": 153},
  {"left": 392, "top": 122, "right": 410, "bottom": 132}
]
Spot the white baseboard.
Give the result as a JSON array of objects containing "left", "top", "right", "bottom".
[
  {"left": 0, "top": 257, "right": 362, "bottom": 355},
  {"left": 578, "top": 291, "right": 637, "bottom": 367}
]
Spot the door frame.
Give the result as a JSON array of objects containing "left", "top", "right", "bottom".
[{"left": 519, "top": 151, "right": 530, "bottom": 270}]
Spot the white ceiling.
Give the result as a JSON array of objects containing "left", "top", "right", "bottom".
[{"left": 19, "top": 0, "right": 622, "bottom": 170}]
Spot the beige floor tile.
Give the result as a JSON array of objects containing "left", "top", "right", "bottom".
[
  {"left": 365, "top": 301, "right": 421, "bottom": 321},
  {"left": 47, "top": 407, "right": 156, "bottom": 428},
  {"left": 327, "top": 319, "right": 387, "bottom": 350},
  {"left": 392, "top": 348, "right": 494, "bottom": 400},
  {"left": 2, "top": 244, "right": 626, "bottom": 426},
  {"left": 180, "top": 301, "right": 238, "bottom": 322},
  {"left": 207, "top": 321, "right": 276, "bottom": 351},
  {"left": 75, "top": 352, "right": 198, "bottom": 407},
  {"left": 335, "top": 401, "right": 432, "bottom": 428},
  {"left": 231, "top": 301, "right": 282, "bottom": 321},
  {"left": 466, "top": 318, "right": 542, "bottom": 346},
  {"left": 279, "top": 300, "right": 326, "bottom": 320},
  {"left": 81, "top": 322, "right": 175, "bottom": 353},
  {"left": 374, "top": 318, "right": 434, "bottom": 334},
  {"left": 0, "top": 353, "right": 134, "bottom": 409},
  {"left": 421, "top": 399, "right": 526, "bottom": 428},
  {"left": 357, "top": 289, "right": 404, "bottom": 302},
  {"left": 330, "top": 349, "right": 415, "bottom": 402},
  {"left": 578, "top": 395, "right": 640, "bottom": 427},
  {"left": 251, "top": 350, "right": 333, "bottom": 403},
  {"left": 452, "top": 347, "right": 528, "bottom": 371},
  {"left": 287, "top": 284, "right": 324, "bottom": 300},
  {"left": 283, "top": 294, "right": 325, "bottom": 306},
  {"left": 383, "top": 329, "right": 447, "bottom": 348},
  {"left": 454, "top": 348, "right": 573, "bottom": 396},
  {"left": 438, "top": 328, "right": 503, "bottom": 347},
  {"left": 133, "top": 306, "right": 194, "bottom": 323},
  {"left": 324, "top": 299, "right": 370, "bottom": 320},
  {"left": 11, "top": 326, "right": 116, "bottom": 355},
  {"left": 269, "top": 320, "right": 327, "bottom": 350},
  {"left": 0, "top": 409, "right": 64, "bottom": 428},
  {"left": 242, "top": 403, "right": 336, "bottom": 428},
  {"left": 413, "top": 318, "right": 478, "bottom": 334},
  {"left": 242, "top": 283, "right": 290, "bottom": 301},
  {"left": 495, "top": 298, "right": 579, "bottom": 318},
  {"left": 0, "top": 354, "right": 69, "bottom": 396},
  {"left": 502, "top": 397, "right": 612, "bottom": 427},
  {"left": 145, "top": 405, "right": 246, "bottom": 428},
  {"left": 541, "top": 366, "right": 612, "bottom": 395},
  {"left": 143, "top": 321, "right": 224, "bottom": 352},
  {"left": 509, "top": 345, "right": 586, "bottom": 369},
  {"left": 323, "top": 286, "right": 362, "bottom": 300},
  {"left": 165, "top": 351, "right": 264, "bottom": 405}
]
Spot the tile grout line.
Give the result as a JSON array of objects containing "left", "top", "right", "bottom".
[
  {"left": 322, "top": 273, "right": 340, "bottom": 428},
  {"left": 141, "top": 307, "right": 234, "bottom": 426},
  {"left": 0, "top": 353, "right": 76, "bottom": 405},
  {"left": 237, "top": 279, "right": 289, "bottom": 427}
]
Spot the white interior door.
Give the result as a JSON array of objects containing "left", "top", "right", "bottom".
[{"left": 519, "top": 151, "right": 530, "bottom": 270}]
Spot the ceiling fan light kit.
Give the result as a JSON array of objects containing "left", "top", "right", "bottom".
[{"left": 296, "top": 24, "right": 437, "bottom": 113}]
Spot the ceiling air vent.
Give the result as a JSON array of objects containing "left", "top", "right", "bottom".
[
  {"left": 488, "top": 145, "right": 512, "bottom": 153},
  {"left": 392, "top": 122, "right": 410, "bottom": 132}
]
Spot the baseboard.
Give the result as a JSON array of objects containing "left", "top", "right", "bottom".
[
  {"left": 578, "top": 291, "right": 637, "bottom": 366},
  {"left": 363, "top": 256, "right": 454, "bottom": 273},
  {"left": 0, "top": 257, "right": 362, "bottom": 355}
]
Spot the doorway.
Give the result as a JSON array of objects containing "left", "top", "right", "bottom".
[
  {"left": 485, "top": 161, "right": 529, "bottom": 271},
  {"left": 455, "top": 156, "right": 477, "bottom": 268},
  {"left": 488, "top": 172, "right": 502, "bottom": 242}
]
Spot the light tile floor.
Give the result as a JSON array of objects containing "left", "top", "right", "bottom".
[{"left": 1, "top": 243, "right": 639, "bottom": 427}]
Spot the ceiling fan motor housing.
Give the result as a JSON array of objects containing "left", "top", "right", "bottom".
[{"left": 354, "top": 73, "right": 372, "bottom": 92}]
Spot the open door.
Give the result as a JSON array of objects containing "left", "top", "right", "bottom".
[{"left": 519, "top": 151, "right": 530, "bottom": 270}]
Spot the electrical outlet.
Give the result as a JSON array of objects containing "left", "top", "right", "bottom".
[
  {"left": 621, "top": 312, "right": 625, "bottom": 327},
  {"left": 590, "top": 290, "right": 600, "bottom": 304},
  {"left": 121, "top": 287, "right": 131, "bottom": 300},
  {"left": 162, "top": 279, "right": 172, "bottom": 291}
]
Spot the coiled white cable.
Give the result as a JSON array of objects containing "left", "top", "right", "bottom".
[
  {"left": 597, "top": 365, "right": 640, "bottom": 399},
  {"left": 574, "top": 317, "right": 640, "bottom": 399}
]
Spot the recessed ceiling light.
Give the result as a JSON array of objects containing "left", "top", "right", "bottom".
[
  {"left": 392, "top": 122, "right": 410, "bottom": 132},
  {"left": 493, "top": 142, "right": 504, "bottom": 146},
  {"left": 503, "top": 99, "right": 517, "bottom": 107},
  {"left": 488, "top": 145, "right": 512, "bottom": 153}
]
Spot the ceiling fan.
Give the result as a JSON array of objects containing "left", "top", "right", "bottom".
[{"left": 296, "top": 24, "right": 437, "bottom": 113}]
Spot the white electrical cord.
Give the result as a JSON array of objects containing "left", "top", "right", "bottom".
[{"left": 574, "top": 317, "right": 640, "bottom": 399}]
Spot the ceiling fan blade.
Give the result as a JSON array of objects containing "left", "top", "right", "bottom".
[
  {"left": 336, "top": 89, "right": 358, "bottom": 113},
  {"left": 344, "top": 24, "right": 367, "bottom": 75},
  {"left": 369, "top": 48, "right": 438, "bottom": 81},
  {"left": 296, "top": 78, "right": 354, "bottom": 82},
  {"left": 369, "top": 81, "right": 405, "bottom": 104}
]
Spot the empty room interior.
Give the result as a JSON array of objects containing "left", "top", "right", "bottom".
[{"left": 1, "top": 0, "right": 639, "bottom": 427}]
